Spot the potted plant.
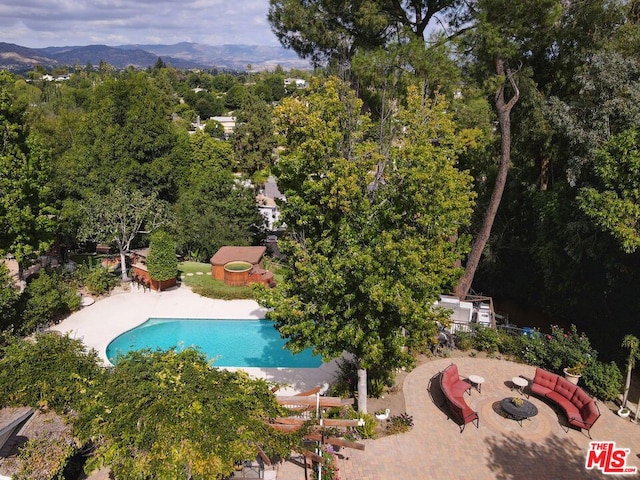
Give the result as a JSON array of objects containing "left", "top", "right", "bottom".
[
  {"left": 563, "top": 361, "right": 585, "bottom": 385},
  {"left": 619, "top": 334, "right": 639, "bottom": 418},
  {"left": 511, "top": 397, "right": 524, "bottom": 407},
  {"left": 618, "top": 406, "right": 631, "bottom": 418}
]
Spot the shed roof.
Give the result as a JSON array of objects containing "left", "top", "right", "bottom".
[{"left": 210, "top": 246, "right": 267, "bottom": 266}]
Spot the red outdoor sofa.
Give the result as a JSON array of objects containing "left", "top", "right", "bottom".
[
  {"left": 439, "top": 363, "right": 479, "bottom": 432},
  {"left": 529, "top": 367, "right": 601, "bottom": 438}
]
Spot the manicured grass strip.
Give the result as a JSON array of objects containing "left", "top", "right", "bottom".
[
  {"left": 178, "top": 261, "right": 211, "bottom": 274},
  {"left": 178, "top": 262, "right": 254, "bottom": 300}
]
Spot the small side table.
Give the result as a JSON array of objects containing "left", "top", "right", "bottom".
[
  {"left": 512, "top": 376, "right": 529, "bottom": 396},
  {"left": 468, "top": 375, "right": 485, "bottom": 393}
]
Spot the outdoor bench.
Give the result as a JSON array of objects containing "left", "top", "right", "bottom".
[
  {"left": 529, "top": 367, "right": 600, "bottom": 438},
  {"left": 439, "top": 363, "right": 479, "bottom": 432}
]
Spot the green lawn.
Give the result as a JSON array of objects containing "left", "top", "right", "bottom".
[
  {"left": 178, "top": 261, "right": 211, "bottom": 274},
  {"left": 70, "top": 253, "right": 111, "bottom": 267},
  {"left": 178, "top": 262, "right": 254, "bottom": 300}
]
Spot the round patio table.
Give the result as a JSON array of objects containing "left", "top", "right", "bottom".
[
  {"left": 500, "top": 397, "right": 538, "bottom": 427},
  {"left": 468, "top": 374, "right": 485, "bottom": 393}
]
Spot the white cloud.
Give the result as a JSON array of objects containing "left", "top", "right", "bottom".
[{"left": 0, "top": 0, "right": 278, "bottom": 47}]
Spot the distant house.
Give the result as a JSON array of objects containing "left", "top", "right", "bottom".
[
  {"left": 190, "top": 115, "right": 205, "bottom": 133},
  {"left": 284, "top": 78, "right": 307, "bottom": 88},
  {"left": 257, "top": 176, "right": 286, "bottom": 231},
  {"left": 257, "top": 194, "right": 279, "bottom": 231},
  {"left": 209, "top": 116, "right": 236, "bottom": 136}
]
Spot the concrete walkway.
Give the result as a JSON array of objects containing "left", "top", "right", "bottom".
[
  {"left": 277, "top": 356, "right": 640, "bottom": 479},
  {"left": 51, "top": 285, "right": 338, "bottom": 395}
]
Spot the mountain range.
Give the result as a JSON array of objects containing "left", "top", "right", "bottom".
[{"left": 0, "top": 42, "right": 310, "bottom": 73}]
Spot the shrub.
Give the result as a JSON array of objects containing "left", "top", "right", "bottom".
[
  {"left": 582, "top": 360, "right": 623, "bottom": 401},
  {"left": 191, "top": 283, "right": 255, "bottom": 300},
  {"left": 497, "top": 331, "right": 526, "bottom": 357},
  {"left": 355, "top": 412, "right": 377, "bottom": 439},
  {"left": 455, "top": 331, "right": 473, "bottom": 351},
  {"left": 472, "top": 326, "right": 500, "bottom": 353},
  {"left": 536, "top": 325, "right": 596, "bottom": 374},
  {"left": 0, "top": 333, "right": 102, "bottom": 412},
  {"left": 328, "top": 358, "right": 357, "bottom": 398},
  {"left": 385, "top": 413, "right": 414, "bottom": 435},
  {"left": 518, "top": 332, "right": 547, "bottom": 366},
  {"left": 20, "top": 271, "right": 81, "bottom": 333},
  {"left": 16, "top": 433, "right": 76, "bottom": 480},
  {"left": 81, "top": 265, "right": 118, "bottom": 295},
  {"left": 323, "top": 405, "right": 370, "bottom": 440}
]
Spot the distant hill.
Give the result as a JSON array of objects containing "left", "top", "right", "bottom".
[
  {"left": 118, "top": 42, "right": 307, "bottom": 71},
  {"left": 0, "top": 42, "right": 309, "bottom": 73},
  {"left": 40, "top": 45, "right": 161, "bottom": 69},
  {"left": 0, "top": 43, "right": 57, "bottom": 71}
]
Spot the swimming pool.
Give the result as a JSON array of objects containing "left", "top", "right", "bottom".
[{"left": 106, "top": 318, "right": 322, "bottom": 368}]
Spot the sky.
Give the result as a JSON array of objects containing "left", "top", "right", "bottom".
[{"left": 0, "top": 0, "right": 279, "bottom": 48}]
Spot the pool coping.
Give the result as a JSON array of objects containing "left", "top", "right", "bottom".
[{"left": 50, "top": 285, "right": 338, "bottom": 395}]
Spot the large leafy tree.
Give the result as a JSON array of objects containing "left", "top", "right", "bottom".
[
  {"left": 63, "top": 71, "right": 185, "bottom": 201},
  {"left": 453, "top": 0, "right": 562, "bottom": 297},
  {"left": 0, "top": 72, "right": 56, "bottom": 277},
  {"left": 268, "top": 0, "right": 463, "bottom": 67},
  {"left": 578, "top": 129, "right": 640, "bottom": 253},
  {"left": 257, "top": 78, "right": 476, "bottom": 412},
  {"left": 173, "top": 149, "right": 262, "bottom": 261},
  {"left": 78, "top": 186, "right": 168, "bottom": 282},
  {"left": 76, "top": 349, "right": 298, "bottom": 480},
  {"left": 232, "top": 94, "right": 276, "bottom": 177}
]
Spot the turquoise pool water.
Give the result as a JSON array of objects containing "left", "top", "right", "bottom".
[{"left": 106, "top": 318, "right": 322, "bottom": 368}]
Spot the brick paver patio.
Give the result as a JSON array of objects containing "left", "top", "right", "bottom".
[{"left": 277, "top": 356, "right": 640, "bottom": 480}]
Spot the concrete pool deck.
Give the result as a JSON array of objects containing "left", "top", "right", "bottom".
[{"left": 50, "top": 284, "right": 338, "bottom": 395}]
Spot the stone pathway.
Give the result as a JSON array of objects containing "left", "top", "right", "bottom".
[{"left": 277, "top": 356, "right": 640, "bottom": 479}]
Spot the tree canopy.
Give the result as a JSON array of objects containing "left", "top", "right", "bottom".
[
  {"left": 257, "top": 78, "right": 476, "bottom": 412},
  {"left": 78, "top": 186, "right": 168, "bottom": 281},
  {"left": 75, "top": 348, "right": 299, "bottom": 480},
  {"left": 0, "top": 72, "right": 56, "bottom": 274}
]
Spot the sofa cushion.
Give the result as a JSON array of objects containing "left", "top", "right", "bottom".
[
  {"left": 546, "top": 391, "right": 578, "bottom": 417},
  {"left": 441, "top": 368, "right": 454, "bottom": 390},
  {"left": 450, "top": 380, "right": 471, "bottom": 397},
  {"left": 570, "top": 387, "right": 593, "bottom": 410},
  {"left": 553, "top": 376, "right": 578, "bottom": 400},
  {"left": 442, "top": 365, "right": 458, "bottom": 387},
  {"left": 530, "top": 382, "right": 552, "bottom": 398},
  {"left": 533, "top": 367, "right": 558, "bottom": 390},
  {"left": 578, "top": 401, "right": 600, "bottom": 426}
]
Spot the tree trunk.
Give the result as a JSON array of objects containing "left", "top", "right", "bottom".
[
  {"left": 622, "top": 362, "right": 633, "bottom": 408},
  {"left": 357, "top": 367, "right": 368, "bottom": 413},
  {"left": 119, "top": 250, "right": 129, "bottom": 283},
  {"left": 455, "top": 58, "right": 520, "bottom": 298}
]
